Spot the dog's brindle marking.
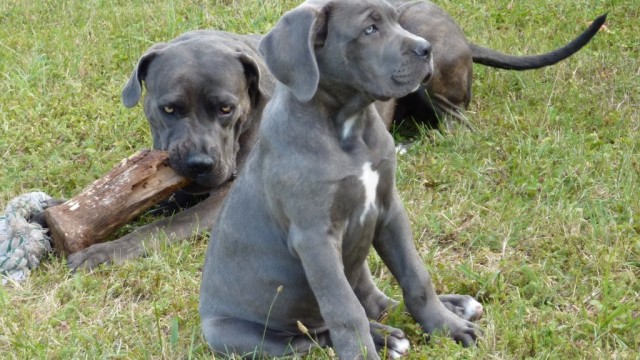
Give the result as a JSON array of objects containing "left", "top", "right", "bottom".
[
  {"left": 389, "top": 0, "right": 607, "bottom": 130},
  {"left": 199, "top": 0, "right": 477, "bottom": 358}
]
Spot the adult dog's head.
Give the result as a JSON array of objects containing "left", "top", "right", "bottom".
[
  {"left": 122, "top": 31, "right": 271, "bottom": 193},
  {"left": 258, "top": 0, "right": 433, "bottom": 103}
]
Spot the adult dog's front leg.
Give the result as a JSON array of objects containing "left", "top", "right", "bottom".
[
  {"left": 289, "top": 225, "right": 379, "bottom": 360},
  {"left": 67, "top": 182, "right": 232, "bottom": 271},
  {"left": 373, "top": 193, "right": 478, "bottom": 347}
]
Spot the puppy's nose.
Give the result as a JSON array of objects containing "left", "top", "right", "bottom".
[
  {"left": 187, "top": 154, "right": 214, "bottom": 175},
  {"left": 412, "top": 40, "right": 432, "bottom": 58}
]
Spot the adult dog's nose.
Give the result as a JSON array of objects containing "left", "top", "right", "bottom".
[
  {"left": 412, "top": 40, "right": 432, "bottom": 58},
  {"left": 187, "top": 154, "right": 214, "bottom": 175}
]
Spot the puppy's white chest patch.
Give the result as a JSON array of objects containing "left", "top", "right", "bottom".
[{"left": 359, "top": 162, "right": 379, "bottom": 224}]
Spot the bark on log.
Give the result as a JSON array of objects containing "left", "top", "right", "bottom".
[{"left": 44, "top": 150, "right": 190, "bottom": 255}]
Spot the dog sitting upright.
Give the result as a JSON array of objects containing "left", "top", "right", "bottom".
[{"left": 199, "top": 0, "right": 479, "bottom": 358}]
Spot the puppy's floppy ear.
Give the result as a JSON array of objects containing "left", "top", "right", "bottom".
[
  {"left": 258, "top": 4, "right": 329, "bottom": 102},
  {"left": 121, "top": 43, "right": 169, "bottom": 108}
]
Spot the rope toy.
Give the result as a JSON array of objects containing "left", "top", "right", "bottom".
[
  {"left": 0, "top": 192, "right": 53, "bottom": 285},
  {"left": 1, "top": 150, "right": 189, "bottom": 285}
]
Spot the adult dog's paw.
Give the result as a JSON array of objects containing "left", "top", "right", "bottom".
[
  {"left": 67, "top": 232, "right": 146, "bottom": 271},
  {"left": 370, "top": 322, "right": 410, "bottom": 358},
  {"left": 67, "top": 243, "right": 115, "bottom": 271}
]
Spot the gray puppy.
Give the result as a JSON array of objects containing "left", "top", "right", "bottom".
[{"left": 199, "top": 0, "right": 478, "bottom": 358}]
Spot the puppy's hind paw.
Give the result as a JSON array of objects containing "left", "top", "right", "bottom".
[
  {"left": 370, "top": 322, "right": 410, "bottom": 358},
  {"left": 387, "top": 337, "right": 409, "bottom": 359},
  {"left": 439, "top": 294, "right": 483, "bottom": 321}
]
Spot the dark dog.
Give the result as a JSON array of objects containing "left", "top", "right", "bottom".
[
  {"left": 200, "top": 0, "right": 478, "bottom": 358},
  {"left": 389, "top": 0, "right": 607, "bottom": 130},
  {"left": 68, "top": 1, "right": 605, "bottom": 271}
]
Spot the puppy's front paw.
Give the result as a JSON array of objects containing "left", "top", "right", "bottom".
[{"left": 437, "top": 311, "right": 479, "bottom": 347}]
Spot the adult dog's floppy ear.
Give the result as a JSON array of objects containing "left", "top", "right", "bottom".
[
  {"left": 258, "top": 4, "right": 329, "bottom": 102},
  {"left": 237, "top": 52, "right": 274, "bottom": 109},
  {"left": 121, "top": 43, "right": 168, "bottom": 108}
]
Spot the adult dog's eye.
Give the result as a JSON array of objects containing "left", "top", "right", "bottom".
[
  {"left": 219, "top": 104, "right": 234, "bottom": 115},
  {"left": 163, "top": 106, "right": 175, "bottom": 114},
  {"left": 363, "top": 25, "right": 378, "bottom": 35}
]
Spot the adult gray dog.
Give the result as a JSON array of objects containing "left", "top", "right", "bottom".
[
  {"left": 199, "top": 0, "right": 479, "bottom": 358},
  {"left": 67, "top": 1, "right": 605, "bottom": 271},
  {"left": 66, "top": 31, "right": 275, "bottom": 269}
]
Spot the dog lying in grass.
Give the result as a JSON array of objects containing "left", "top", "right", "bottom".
[{"left": 388, "top": 0, "right": 607, "bottom": 130}]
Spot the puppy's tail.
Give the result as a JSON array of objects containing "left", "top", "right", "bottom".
[{"left": 470, "top": 13, "right": 607, "bottom": 70}]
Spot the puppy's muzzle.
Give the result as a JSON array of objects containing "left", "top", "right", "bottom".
[
  {"left": 412, "top": 41, "right": 432, "bottom": 58},
  {"left": 413, "top": 39, "right": 434, "bottom": 84}
]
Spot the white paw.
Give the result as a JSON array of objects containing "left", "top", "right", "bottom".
[
  {"left": 440, "top": 294, "right": 484, "bottom": 321},
  {"left": 462, "top": 297, "right": 483, "bottom": 321},
  {"left": 387, "top": 337, "right": 410, "bottom": 359}
]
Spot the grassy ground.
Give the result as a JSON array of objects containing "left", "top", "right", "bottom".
[{"left": 1, "top": 0, "right": 638, "bottom": 358}]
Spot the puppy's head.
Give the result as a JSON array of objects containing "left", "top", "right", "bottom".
[
  {"left": 122, "top": 32, "right": 270, "bottom": 193},
  {"left": 259, "top": 0, "right": 433, "bottom": 102}
]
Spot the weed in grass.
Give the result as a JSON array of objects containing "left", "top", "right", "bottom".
[{"left": 258, "top": 285, "right": 284, "bottom": 357}]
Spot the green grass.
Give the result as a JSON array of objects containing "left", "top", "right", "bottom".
[{"left": 1, "top": 0, "right": 638, "bottom": 358}]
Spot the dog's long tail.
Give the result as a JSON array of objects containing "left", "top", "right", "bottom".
[{"left": 470, "top": 13, "right": 607, "bottom": 70}]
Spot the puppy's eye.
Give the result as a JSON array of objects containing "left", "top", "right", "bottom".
[
  {"left": 363, "top": 25, "right": 378, "bottom": 35},
  {"left": 219, "top": 105, "right": 234, "bottom": 115},
  {"left": 163, "top": 106, "right": 175, "bottom": 114}
]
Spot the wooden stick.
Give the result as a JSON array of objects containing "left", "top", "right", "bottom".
[{"left": 44, "top": 150, "right": 190, "bottom": 255}]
